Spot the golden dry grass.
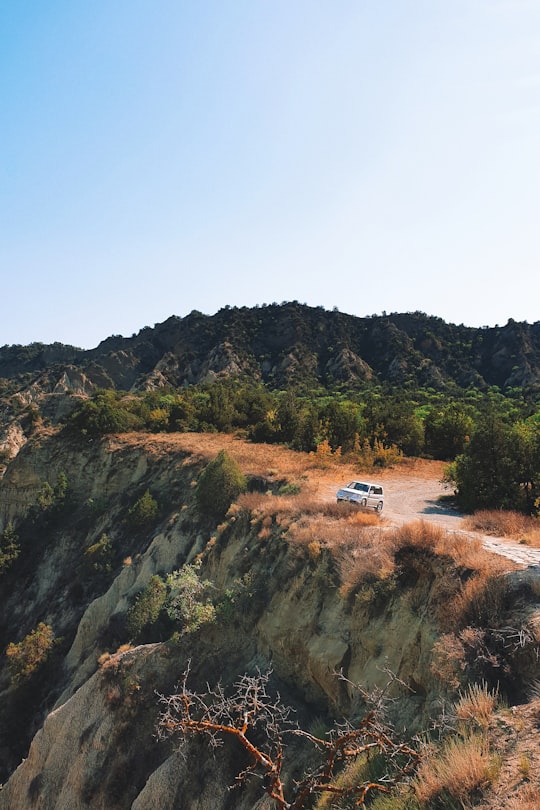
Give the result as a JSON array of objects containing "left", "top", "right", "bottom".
[
  {"left": 506, "top": 785, "right": 540, "bottom": 809},
  {"left": 464, "top": 509, "right": 540, "bottom": 547},
  {"left": 414, "top": 734, "right": 494, "bottom": 803},
  {"left": 110, "top": 431, "right": 439, "bottom": 494},
  {"left": 384, "top": 520, "right": 508, "bottom": 575},
  {"left": 454, "top": 682, "right": 499, "bottom": 727}
]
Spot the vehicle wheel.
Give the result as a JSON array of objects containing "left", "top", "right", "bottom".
[
  {"left": 376, "top": 501, "right": 383, "bottom": 513},
  {"left": 360, "top": 498, "right": 367, "bottom": 507}
]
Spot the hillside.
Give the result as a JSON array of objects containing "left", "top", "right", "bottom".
[
  {"left": 2, "top": 305, "right": 540, "bottom": 397},
  {"left": 0, "top": 429, "right": 539, "bottom": 808}
]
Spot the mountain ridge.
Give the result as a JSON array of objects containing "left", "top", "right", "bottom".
[{"left": 1, "top": 304, "right": 540, "bottom": 395}]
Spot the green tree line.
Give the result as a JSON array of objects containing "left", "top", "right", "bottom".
[{"left": 63, "top": 381, "right": 540, "bottom": 513}]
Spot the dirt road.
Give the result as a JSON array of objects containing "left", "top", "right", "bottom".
[{"left": 341, "top": 465, "right": 540, "bottom": 570}]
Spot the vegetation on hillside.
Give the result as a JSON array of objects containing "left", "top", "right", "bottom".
[{"left": 60, "top": 378, "right": 540, "bottom": 514}]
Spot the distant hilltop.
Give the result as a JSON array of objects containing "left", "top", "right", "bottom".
[{"left": 1, "top": 304, "right": 540, "bottom": 395}]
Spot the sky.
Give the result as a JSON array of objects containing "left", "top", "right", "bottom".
[{"left": 1, "top": 1, "right": 540, "bottom": 349}]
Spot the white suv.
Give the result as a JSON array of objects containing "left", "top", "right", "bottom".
[{"left": 336, "top": 481, "right": 384, "bottom": 512}]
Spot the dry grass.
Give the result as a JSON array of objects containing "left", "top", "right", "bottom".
[
  {"left": 237, "top": 489, "right": 391, "bottom": 594},
  {"left": 236, "top": 491, "right": 378, "bottom": 525},
  {"left": 116, "top": 434, "right": 516, "bottom": 625},
  {"left": 414, "top": 734, "right": 494, "bottom": 803},
  {"left": 385, "top": 522, "right": 512, "bottom": 632},
  {"left": 114, "top": 431, "right": 339, "bottom": 481},
  {"left": 386, "top": 520, "right": 508, "bottom": 575},
  {"left": 464, "top": 509, "right": 540, "bottom": 547},
  {"left": 507, "top": 785, "right": 540, "bottom": 809},
  {"left": 454, "top": 682, "right": 499, "bottom": 727}
]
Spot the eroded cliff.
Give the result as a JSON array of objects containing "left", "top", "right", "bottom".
[{"left": 0, "top": 430, "right": 538, "bottom": 808}]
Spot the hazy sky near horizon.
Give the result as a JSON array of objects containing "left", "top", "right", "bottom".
[{"left": 2, "top": 1, "right": 540, "bottom": 349}]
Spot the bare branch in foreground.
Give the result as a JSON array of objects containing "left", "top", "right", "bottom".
[{"left": 157, "top": 663, "right": 421, "bottom": 809}]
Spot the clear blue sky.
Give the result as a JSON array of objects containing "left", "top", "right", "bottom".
[{"left": 2, "top": 1, "right": 539, "bottom": 349}]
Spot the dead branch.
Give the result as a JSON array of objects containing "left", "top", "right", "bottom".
[{"left": 157, "top": 662, "right": 421, "bottom": 809}]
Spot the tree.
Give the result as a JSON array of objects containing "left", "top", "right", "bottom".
[
  {"left": 0, "top": 521, "right": 20, "bottom": 572},
  {"left": 195, "top": 450, "right": 247, "bottom": 521},
  {"left": 126, "top": 575, "right": 167, "bottom": 640},
  {"left": 158, "top": 666, "right": 420, "bottom": 809},
  {"left": 276, "top": 391, "right": 301, "bottom": 445},
  {"left": 449, "top": 412, "right": 520, "bottom": 511},
  {"left": 424, "top": 403, "right": 473, "bottom": 460},
  {"left": 5, "top": 623, "right": 55, "bottom": 684},
  {"left": 321, "top": 400, "right": 363, "bottom": 453},
  {"left": 200, "top": 385, "right": 235, "bottom": 432},
  {"left": 66, "top": 390, "right": 142, "bottom": 436},
  {"left": 127, "top": 490, "right": 159, "bottom": 527}
]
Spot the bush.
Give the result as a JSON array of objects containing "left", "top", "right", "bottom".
[
  {"left": 35, "top": 472, "right": 70, "bottom": 516},
  {"left": 126, "top": 576, "right": 166, "bottom": 640},
  {"left": 0, "top": 522, "right": 20, "bottom": 573},
  {"left": 66, "top": 390, "right": 143, "bottom": 436},
  {"left": 195, "top": 450, "right": 247, "bottom": 521},
  {"left": 83, "top": 533, "right": 113, "bottom": 575},
  {"left": 165, "top": 562, "right": 216, "bottom": 633},
  {"left": 126, "top": 490, "right": 159, "bottom": 528},
  {"left": 5, "top": 623, "right": 55, "bottom": 684}
]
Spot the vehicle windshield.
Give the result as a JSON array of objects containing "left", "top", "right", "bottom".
[{"left": 348, "top": 482, "right": 368, "bottom": 492}]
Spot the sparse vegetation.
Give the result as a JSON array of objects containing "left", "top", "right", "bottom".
[
  {"left": 464, "top": 509, "right": 540, "bottom": 546},
  {"left": 0, "top": 521, "right": 20, "bottom": 572},
  {"left": 5, "top": 622, "right": 55, "bottom": 684},
  {"left": 0, "top": 382, "right": 539, "bottom": 805},
  {"left": 82, "top": 532, "right": 113, "bottom": 576}
]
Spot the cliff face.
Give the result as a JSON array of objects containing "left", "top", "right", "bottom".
[{"left": 0, "top": 430, "right": 537, "bottom": 808}]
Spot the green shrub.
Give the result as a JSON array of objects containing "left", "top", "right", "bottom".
[
  {"left": 5, "top": 622, "right": 55, "bottom": 684},
  {"left": 165, "top": 562, "right": 216, "bottom": 633},
  {"left": 0, "top": 522, "right": 20, "bottom": 573},
  {"left": 83, "top": 533, "right": 113, "bottom": 575},
  {"left": 126, "top": 575, "right": 166, "bottom": 640},
  {"left": 195, "top": 450, "right": 247, "bottom": 521},
  {"left": 66, "top": 390, "right": 143, "bottom": 436},
  {"left": 126, "top": 490, "right": 158, "bottom": 528},
  {"left": 36, "top": 472, "right": 69, "bottom": 514}
]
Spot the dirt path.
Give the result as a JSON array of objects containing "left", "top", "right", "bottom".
[{"left": 334, "top": 465, "right": 540, "bottom": 570}]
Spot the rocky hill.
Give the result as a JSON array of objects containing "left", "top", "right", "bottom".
[
  {"left": 2, "top": 305, "right": 540, "bottom": 399},
  {"left": 0, "top": 429, "right": 539, "bottom": 808}
]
